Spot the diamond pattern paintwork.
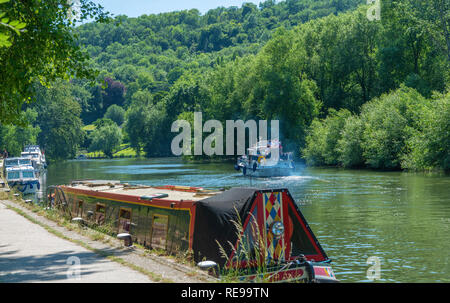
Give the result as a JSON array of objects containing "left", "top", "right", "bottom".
[{"left": 264, "top": 192, "right": 284, "bottom": 261}]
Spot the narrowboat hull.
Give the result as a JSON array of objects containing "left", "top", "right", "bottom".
[{"left": 48, "top": 180, "right": 338, "bottom": 283}]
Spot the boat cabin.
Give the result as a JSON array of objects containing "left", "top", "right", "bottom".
[
  {"left": 4, "top": 157, "right": 33, "bottom": 169},
  {"left": 49, "top": 180, "right": 338, "bottom": 282},
  {"left": 6, "top": 166, "right": 38, "bottom": 182}
]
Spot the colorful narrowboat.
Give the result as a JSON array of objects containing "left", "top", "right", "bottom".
[{"left": 48, "top": 180, "right": 338, "bottom": 283}]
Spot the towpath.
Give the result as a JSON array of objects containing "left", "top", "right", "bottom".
[
  {"left": 0, "top": 201, "right": 153, "bottom": 283},
  {"left": 0, "top": 199, "right": 211, "bottom": 283}
]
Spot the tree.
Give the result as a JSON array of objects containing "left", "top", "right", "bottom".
[
  {"left": 0, "top": 109, "right": 40, "bottom": 156},
  {"left": 102, "top": 77, "right": 126, "bottom": 109},
  {"left": 402, "top": 90, "right": 450, "bottom": 171},
  {"left": 89, "top": 123, "right": 122, "bottom": 158},
  {"left": 0, "top": 0, "right": 108, "bottom": 125},
  {"left": 244, "top": 28, "right": 321, "bottom": 148},
  {"left": 337, "top": 115, "right": 365, "bottom": 168},
  {"left": 302, "top": 109, "right": 351, "bottom": 166},
  {"left": 0, "top": 0, "right": 26, "bottom": 48},
  {"left": 34, "top": 81, "right": 85, "bottom": 161},
  {"left": 104, "top": 104, "right": 125, "bottom": 126},
  {"left": 360, "top": 86, "right": 428, "bottom": 169},
  {"left": 379, "top": 0, "right": 449, "bottom": 96}
]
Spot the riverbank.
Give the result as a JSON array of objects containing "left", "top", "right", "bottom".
[{"left": 0, "top": 192, "right": 213, "bottom": 283}]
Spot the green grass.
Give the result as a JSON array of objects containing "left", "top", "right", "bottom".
[
  {"left": 82, "top": 124, "right": 96, "bottom": 131},
  {"left": 82, "top": 143, "right": 143, "bottom": 159},
  {"left": 113, "top": 146, "right": 138, "bottom": 157}
]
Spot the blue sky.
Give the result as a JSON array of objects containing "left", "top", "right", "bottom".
[{"left": 92, "top": 0, "right": 264, "bottom": 17}]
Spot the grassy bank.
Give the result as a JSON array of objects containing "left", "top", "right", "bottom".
[{"left": 78, "top": 144, "right": 143, "bottom": 159}]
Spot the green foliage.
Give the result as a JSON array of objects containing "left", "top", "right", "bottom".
[
  {"left": 360, "top": 86, "right": 428, "bottom": 169},
  {"left": 89, "top": 122, "right": 123, "bottom": 158},
  {"left": 124, "top": 96, "right": 169, "bottom": 157},
  {"left": 93, "top": 118, "right": 116, "bottom": 129},
  {"left": 302, "top": 109, "right": 351, "bottom": 166},
  {"left": 3, "top": 0, "right": 447, "bottom": 169},
  {"left": 0, "top": 0, "right": 109, "bottom": 125},
  {"left": 0, "top": 0, "right": 26, "bottom": 48},
  {"left": 402, "top": 91, "right": 450, "bottom": 171},
  {"left": 337, "top": 116, "right": 365, "bottom": 168},
  {"left": 243, "top": 28, "right": 321, "bottom": 146},
  {"left": 303, "top": 86, "right": 449, "bottom": 171},
  {"left": 104, "top": 105, "right": 126, "bottom": 126},
  {"left": 0, "top": 109, "right": 40, "bottom": 156},
  {"left": 34, "top": 81, "right": 85, "bottom": 161}
]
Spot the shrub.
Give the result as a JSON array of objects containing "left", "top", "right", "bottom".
[
  {"left": 337, "top": 115, "right": 365, "bottom": 168},
  {"left": 360, "top": 86, "right": 428, "bottom": 169},
  {"left": 402, "top": 91, "right": 450, "bottom": 171},
  {"left": 302, "top": 109, "right": 351, "bottom": 166}
]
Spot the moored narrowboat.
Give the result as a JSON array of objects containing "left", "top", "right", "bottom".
[{"left": 48, "top": 180, "right": 338, "bottom": 283}]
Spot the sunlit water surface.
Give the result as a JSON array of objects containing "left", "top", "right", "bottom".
[{"left": 35, "top": 158, "right": 449, "bottom": 282}]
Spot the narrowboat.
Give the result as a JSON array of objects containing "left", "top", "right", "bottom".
[
  {"left": 235, "top": 139, "right": 295, "bottom": 177},
  {"left": 48, "top": 180, "right": 338, "bottom": 283}
]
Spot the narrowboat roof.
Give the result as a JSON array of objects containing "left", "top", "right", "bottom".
[{"left": 64, "top": 180, "right": 223, "bottom": 202}]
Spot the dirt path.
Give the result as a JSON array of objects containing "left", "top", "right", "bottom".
[{"left": 0, "top": 200, "right": 212, "bottom": 283}]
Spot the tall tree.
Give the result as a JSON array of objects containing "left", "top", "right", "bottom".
[
  {"left": 0, "top": 0, "right": 108, "bottom": 125},
  {"left": 34, "top": 81, "right": 85, "bottom": 161}
]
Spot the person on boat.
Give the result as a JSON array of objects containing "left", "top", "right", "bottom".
[{"left": 2, "top": 149, "right": 8, "bottom": 159}]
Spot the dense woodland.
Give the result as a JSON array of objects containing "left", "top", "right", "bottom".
[{"left": 0, "top": 0, "right": 449, "bottom": 171}]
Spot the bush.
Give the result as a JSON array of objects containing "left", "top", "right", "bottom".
[
  {"left": 302, "top": 109, "right": 351, "bottom": 166},
  {"left": 402, "top": 91, "right": 450, "bottom": 171},
  {"left": 337, "top": 115, "right": 365, "bottom": 168},
  {"left": 360, "top": 86, "right": 428, "bottom": 169},
  {"left": 302, "top": 85, "right": 446, "bottom": 171}
]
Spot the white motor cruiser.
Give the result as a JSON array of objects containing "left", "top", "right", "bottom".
[
  {"left": 6, "top": 165, "right": 41, "bottom": 194},
  {"left": 235, "top": 139, "right": 295, "bottom": 177},
  {"left": 21, "top": 145, "right": 47, "bottom": 172}
]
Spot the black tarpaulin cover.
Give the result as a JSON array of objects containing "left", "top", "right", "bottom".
[{"left": 192, "top": 187, "right": 258, "bottom": 266}]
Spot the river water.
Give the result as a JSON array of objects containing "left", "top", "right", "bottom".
[{"left": 38, "top": 157, "right": 449, "bottom": 282}]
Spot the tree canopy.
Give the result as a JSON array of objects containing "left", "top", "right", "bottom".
[
  {"left": 0, "top": 0, "right": 108, "bottom": 125},
  {"left": 1, "top": 0, "right": 448, "bottom": 170}
]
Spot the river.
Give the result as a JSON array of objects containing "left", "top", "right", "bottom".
[{"left": 34, "top": 157, "right": 450, "bottom": 282}]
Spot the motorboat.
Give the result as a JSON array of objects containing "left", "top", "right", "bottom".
[
  {"left": 5, "top": 165, "right": 40, "bottom": 194},
  {"left": 21, "top": 145, "right": 47, "bottom": 171},
  {"left": 235, "top": 139, "right": 295, "bottom": 177}
]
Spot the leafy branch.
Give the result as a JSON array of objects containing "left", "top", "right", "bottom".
[{"left": 0, "top": 0, "right": 26, "bottom": 47}]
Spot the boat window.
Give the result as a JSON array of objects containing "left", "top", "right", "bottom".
[
  {"left": 19, "top": 159, "right": 31, "bottom": 165},
  {"left": 7, "top": 171, "right": 20, "bottom": 179},
  {"left": 6, "top": 160, "right": 18, "bottom": 166},
  {"left": 150, "top": 214, "right": 169, "bottom": 250},
  {"left": 22, "top": 171, "right": 34, "bottom": 178},
  {"left": 95, "top": 204, "right": 106, "bottom": 225},
  {"left": 73, "top": 200, "right": 83, "bottom": 217},
  {"left": 118, "top": 208, "right": 132, "bottom": 233}
]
